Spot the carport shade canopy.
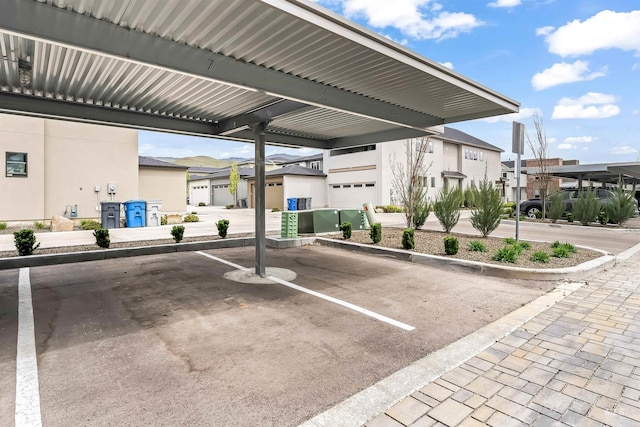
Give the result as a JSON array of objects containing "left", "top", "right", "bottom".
[{"left": 0, "top": 0, "right": 520, "bottom": 275}]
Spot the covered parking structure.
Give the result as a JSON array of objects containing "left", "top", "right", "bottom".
[
  {"left": 529, "top": 162, "right": 640, "bottom": 188},
  {"left": 0, "top": 0, "right": 519, "bottom": 275}
]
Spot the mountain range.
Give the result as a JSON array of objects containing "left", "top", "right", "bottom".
[{"left": 154, "top": 153, "right": 302, "bottom": 168}]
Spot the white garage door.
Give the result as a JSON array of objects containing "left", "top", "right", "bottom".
[
  {"left": 212, "top": 184, "right": 234, "bottom": 206},
  {"left": 329, "top": 183, "right": 376, "bottom": 208}
]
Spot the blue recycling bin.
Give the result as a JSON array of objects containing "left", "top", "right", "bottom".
[
  {"left": 287, "top": 198, "right": 298, "bottom": 211},
  {"left": 124, "top": 200, "right": 146, "bottom": 228}
]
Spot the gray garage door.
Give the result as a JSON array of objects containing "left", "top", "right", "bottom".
[{"left": 212, "top": 184, "right": 233, "bottom": 206}]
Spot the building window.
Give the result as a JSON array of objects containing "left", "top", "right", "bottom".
[
  {"left": 354, "top": 184, "right": 363, "bottom": 187},
  {"left": 421, "top": 176, "right": 428, "bottom": 187},
  {"left": 329, "top": 144, "right": 376, "bottom": 157},
  {"left": 365, "top": 183, "right": 375, "bottom": 187},
  {"left": 430, "top": 177, "right": 436, "bottom": 188},
  {"left": 309, "top": 161, "right": 320, "bottom": 170},
  {"left": 479, "top": 151, "right": 484, "bottom": 161},
  {"left": 343, "top": 184, "right": 351, "bottom": 188},
  {"left": 332, "top": 185, "right": 340, "bottom": 189},
  {"left": 464, "top": 149, "right": 469, "bottom": 159},
  {"left": 6, "top": 152, "right": 27, "bottom": 177}
]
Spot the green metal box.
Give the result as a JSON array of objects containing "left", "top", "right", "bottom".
[
  {"left": 338, "top": 209, "right": 368, "bottom": 230},
  {"left": 297, "top": 209, "right": 339, "bottom": 234},
  {"left": 281, "top": 211, "right": 298, "bottom": 238}
]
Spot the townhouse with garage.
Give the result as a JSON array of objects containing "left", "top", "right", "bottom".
[
  {"left": 0, "top": 113, "right": 187, "bottom": 222},
  {"left": 324, "top": 127, "right": 504, "bottom": 209},
  {"left": 188, "top": 166, "right": 254, "bottom": 207}
]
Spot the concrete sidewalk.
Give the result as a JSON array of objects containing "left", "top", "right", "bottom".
[{"left": 307, "top": 246, "right": 640, "bottom": 426}]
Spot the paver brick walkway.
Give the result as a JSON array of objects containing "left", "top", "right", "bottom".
[{"left": 366, "top": 252, "right": 640, "bottom": 426}]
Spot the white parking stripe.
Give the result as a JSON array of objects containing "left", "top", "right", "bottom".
[
  {"left": 195, "top": 251, "right": 415, "bottom": 331},
  {"left": 15, "top": 268, "right": 42, "bottom": 427}
]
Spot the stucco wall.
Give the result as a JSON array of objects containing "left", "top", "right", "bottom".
[
  {"left": 43, "top": 120, "right": 138, "bottom": 219},
  {"left": 284, "top": 175, "right": 327, "bottom": 208},
  {"left": 139, "top": 167, "right": 187, "bottom": 213},
  {"left": 0, "top": 115, "right": 46, "bottom": 220}
]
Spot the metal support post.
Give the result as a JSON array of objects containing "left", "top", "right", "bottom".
[{"left": 252, "top": 122, "right": 268, "bottom": 276}]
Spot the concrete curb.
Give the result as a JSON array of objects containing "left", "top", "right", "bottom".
[
  {"left": 0, "top": 238, "right": 256, "bottom": 270},
  {"left": 315, "top": 237, "right": 616, "bottom": 280}
]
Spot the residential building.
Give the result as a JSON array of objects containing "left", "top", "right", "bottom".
[
  {"left": 247, "top": 165, "right": 327, "bottom": 210},
  {"left": 138, "top": 157, "right": 189, "bottom": 212},
  {"left": 279, "top": 153, "right": 323, "bottom": 171},
  {"left": 188, "top": 167, "right": 254, "bottom": 207},
  {"left": 324, "top": 127, "right": 503, "bottom": 208}
]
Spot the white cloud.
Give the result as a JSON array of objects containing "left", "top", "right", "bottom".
[
  {"left": 548, "top": 137, "right": 557, "bottom": 144},
  {"left": 484, "top": 107, "right": 541, "bottom": 123},
  {"left": 633, "top": 63, "right": 640, "bottom": 71},
  {"left": 381, "top": 33, "right": 409, "bottom": 45},
  {"left": 543, "top": 10, "right": 640, "bottom": 57},
  {"left": 531, "top": 60, "right": 606, "bottom": 90},
  {"left": 340, "top": 0, "right": 483, "bottom": 40},
  {"left": 439, "top": 61, "right": 454, "bottom": 69},
  {"left": 633, "top": 110, "right": 640, "bottom": 116},
  {"left": 611, "top": 146, "right": 638, "bottom": 155},
  {"left": 487, "top": 0, "right": 521, "bottom": 8},
  {"left": 564, "top": 136, "right": 594, "bottom": 143},
  {"left": 536, "top": 26, "right": 554, "bottom": 36},
  {"left": 552, "top": 92, "right": 620, "bottom": 119},
  {"left": 557, "top": 143, "right": 574, "bottom": 150}
]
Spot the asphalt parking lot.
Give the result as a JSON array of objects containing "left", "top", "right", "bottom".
[{"left": 0, "top": 245, "right": 556, "bottom": 426}]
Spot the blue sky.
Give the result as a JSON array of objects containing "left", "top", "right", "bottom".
[{"left": 140, "top": 0, "right": 640, "bottom": 164}]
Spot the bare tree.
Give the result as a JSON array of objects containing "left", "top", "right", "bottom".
[
  {"left": 527, "top": 113, "right": 551, "bottom": 217},
  {"left": 390, "top": 137, "right": 433, "bottom": 228}
]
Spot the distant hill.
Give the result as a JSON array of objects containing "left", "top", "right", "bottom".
[{"left": 171, "top": 156, "right": 234, "bottom": 168}]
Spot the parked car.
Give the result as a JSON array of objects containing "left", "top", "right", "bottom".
[{"left": 519, "top": 188, "right": 639, "bottom": 218}]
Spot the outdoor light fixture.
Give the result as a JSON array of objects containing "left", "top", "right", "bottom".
[{"left": 18, "top": 59, "right": 32, "bottom": 85}]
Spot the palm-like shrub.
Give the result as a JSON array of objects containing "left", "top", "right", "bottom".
[
  {"left": 469, "top": 178, "right": 503, "bottom": 237},
  {"left": 573, "top": 190, "right": 600, "bottom": 226},
  {"left": 434, "top": 185, "right": 463, "bottom": 233},
  {"left": 604, "top": 186, "right": 636, "bottom": 226},
  {"left": 548, "top": 192, "right": 565, "bottom": 223}
]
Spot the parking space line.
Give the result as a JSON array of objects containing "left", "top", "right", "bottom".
[
  {"left": 195, "top": 251, "right": 415, "bottom": 331},
  {"left": 16, "top": 267, "right": 42, "bottom": 427}
]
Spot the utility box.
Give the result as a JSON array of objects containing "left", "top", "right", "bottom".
[
  {"left": 124, "top": 200, "right": 146, "bottom": 228},
  {"left": 146, "top": 200, "right": 162, "bottom": 227},
  {"left": 297, "top": 209, "right": 339, "bottom": 234},
  {"left": 100, "top": 202, "right": 121, "bottom": 229},
  {"left": 281, "top": 211, "right": 298, "bottom": 238},
  {"left": 339, "top": 209, "right": 368, "bottom": 230}
]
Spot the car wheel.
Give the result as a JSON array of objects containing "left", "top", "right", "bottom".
[{"left": 526, "top": 206, "right": 541, "bottom": 218}]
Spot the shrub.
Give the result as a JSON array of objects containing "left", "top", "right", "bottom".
[
  {"left": 402, "top": 228, "right": 415, "bottom": 250},
  {"left": 493, "top": 245, "right": 519, "bottom": 263},
  {"left": 216, "top": 219, "right": 229, "bottom": 238},
  {"left": 33, "top": 221, "right": 46, "bottom": 230},
  {"left": 198, "top": 202, "right": 206, "bottom": 207},
  {"left": 434, "top": 185, "right": 463, "bottom": 233},
  {"left": 573, "top": 190, "right": 600, "bottom": 225},
  {"left": 226, "top": 204, "right": 235, "bottom": 209},
  {"left": 604, "top": 185, "right": 636, "bottom": 226},
  {"left": 183, "top": 213, "right": 199, "bottom": 222},
  {"left": 505, "top": 237, "right": 516, "bottom": 245},
  {"left": 551, "top": 241, "right": 576, "bottom": 253},
  {"left": 444, "top": 236, "right": 459, "bottom": 255},
  {"left": 552, "top": 246, "right": 571, "bottom": 258},
  {"left": 160, "top": 215, "right": 168, "bottom": 226},
  {"left": 463, "top": 185, "right": 476, "bottom": 208},
  {"left": 548, "top": 192, "right": 565, "bottom": 223},
  {"left": 531, "top": 251, "right": 549, "bottom": 263},
  {"left": 14, "top": 229, "right": 40, "bottom": 256},
  {"left": 534, "top": 211, "right": 542, "bottom": 219},
  {"left": 370, "top": 223, "right": 382, "bottom": 244},
  {"left": 517, "top": 241, "right": 531, "bottom": 250},
  {"left": 80, "top": 219, "right": 102, "bottom": 230},
  {"left": 412, "top": 201, "right": 431, "bottom": 230},
  {"left": 597, "top": 211, "right": 609, "bottom": 225},
  {"left": 0, "top": 221, "right": 6, "bottom": 230},
  {"left": 504, "top": 202, "right": 516, "bottom": 217},
  {"left": 468, "top": 240, "right": 487, "bottom": 252},
  {"left": 171, "top": 225, "right": 185, "bottom": 243},
  {"left": 469, "top": 177, "right": 503, "bottom": 237},
  {"left": 93, "top": 228, "right": 110, "bottom": 248},
  {"left": 566, "top": 212, "right": 574, "bottom": 223},
  {"left": 340, "top": 222, "right": 352, "bottom": 240}
]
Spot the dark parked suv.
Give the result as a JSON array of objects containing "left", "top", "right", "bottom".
[{"left": 519, "top": 188, "right": 639, "bottom": 218}]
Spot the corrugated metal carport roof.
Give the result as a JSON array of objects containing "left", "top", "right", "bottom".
[{"left": 0, "top": 0, "right": 519, "bottom": 149}]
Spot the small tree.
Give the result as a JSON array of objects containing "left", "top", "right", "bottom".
[
  {"left": 469, "top": 176, "right": 503, "bottom": 237},
  {"left": 527, "top": 113, "right": 552, "bottom": 218},
  {"left": 370, "top": 223, "right": 382, "bottom": 244},
  {"left": 93, "top": 228, "right": 110, "bottom": 248},
  {"left": 14, "top": 229, "right": 40, "bottom": 256},
  {"left": 434, "top": 184, "right": 463, "bottom": 233},
  {"left": 229, "top": 163, "right": 240, "bottom": 207},
  {"left": 216, "top": 219, "right": 229, "bottom": 238},
  {"left": 171, "top": 225, "right": 185, "bottom": 243},
  {"left": 390, "top": 138, "right": 433, "bottom": 228},
  {"left": 604, "top": 182, "right": 636, "bottom": 226},
  {"left": 573, "top": 190, "right": 600, "bottom": 226},
  {"left": 339, "top": 222, "right": 352, "bottom": 239},
  {"left": 548, "top": 192, "right": 565, "bottom": 223},
  {"left": 412, "top": 201, "right": 431, "bottom": 229},
  {"left": 402, "top": 228, "right": 415, "bottom": 250}
]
